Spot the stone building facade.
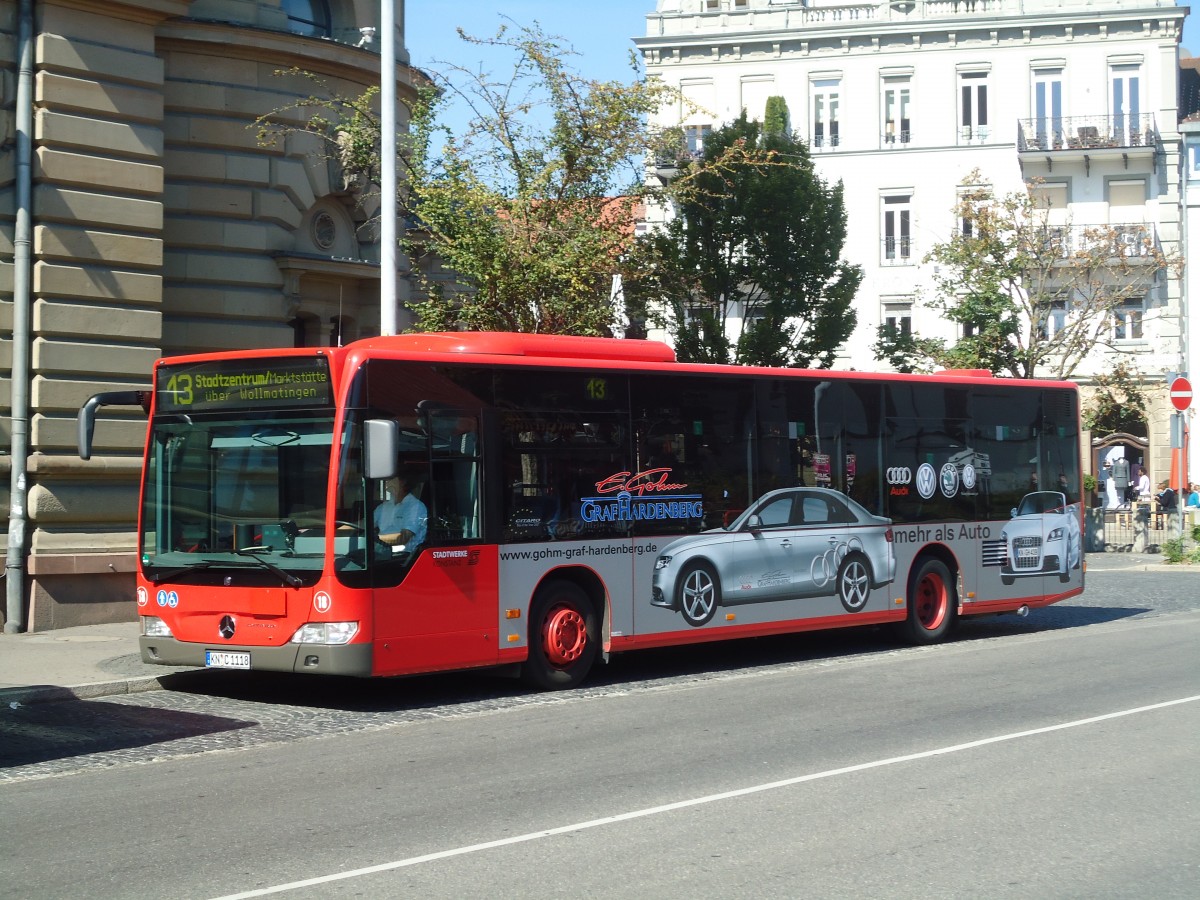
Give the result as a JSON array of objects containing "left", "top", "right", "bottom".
[{"left": 1, "top": 0, "right": 418, "bottom": 630}]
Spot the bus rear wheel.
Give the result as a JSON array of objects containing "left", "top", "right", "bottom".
[
  {"left": 896, "top": 557, "right": 956, "bottom": 645},
  {"left": 521, "top": 581, "right": 599, "bottom": 691}
]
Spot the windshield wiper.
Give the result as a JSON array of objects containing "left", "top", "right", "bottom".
[
  {"left": 150, "top": 554, "right": 303, "bottom": 588},
  {"left": 150, "top": 561, "right": 215, "bottom": 584},
  {"left": 234, "top": 547, "right": 304, "bottom": 588}
]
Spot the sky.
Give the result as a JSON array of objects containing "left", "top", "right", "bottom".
[
  {"left": 404, "top": 0, "right": 651, "bottom": 82},
  {"left": 404, "top": 0, "right": 654, "bottom": 134}
]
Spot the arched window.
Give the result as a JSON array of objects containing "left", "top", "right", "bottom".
[{"left": 283, "top": 0, "right": 331, "bottom": 38}]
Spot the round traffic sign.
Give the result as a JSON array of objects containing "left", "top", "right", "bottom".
[{"left": 1170, "top": 376, "right": 1192, "bottom": 412}]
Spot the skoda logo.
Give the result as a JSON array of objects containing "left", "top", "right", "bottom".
[
  {"left": 886, "top": 467, "right": 912, "bottom": 485},
  {"left": 219, "top": 615, "right": 236, "bottom": 640},
  {"left": 940, "top": 463, "right": 960, "bottom": 498}
]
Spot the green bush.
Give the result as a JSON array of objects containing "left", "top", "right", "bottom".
[{"left": 1162, "top": 537, "right": 1185, "bottom": 563}]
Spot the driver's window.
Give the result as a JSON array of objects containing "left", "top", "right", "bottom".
[{"left": 756, "top": 496, "right": 793, "bottom": 528}]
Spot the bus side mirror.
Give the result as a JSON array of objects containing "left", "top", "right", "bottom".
[
  {"left": 364, "top": 419, "right": 398, "bottom": 480},
  {"left": 77, "top": 390, "right": 150, "bottom": 460}
]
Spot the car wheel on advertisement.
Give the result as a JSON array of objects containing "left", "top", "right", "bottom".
[
  {"left": 836, "top": 552, "right": 872, "bottom": 612},
  {"left": 896, "top": 556, "right": 956, "bottom": 644},
  {"left": 521, "top": 581, "right": 598, "bottom": 691},
  {"left": 677, "top": 562, "right": 719, "bottom": 627}
]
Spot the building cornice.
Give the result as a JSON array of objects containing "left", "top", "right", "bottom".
[
  {"left": 156, "top": 19, "right": 422, "bottom": 98},
  {"left": 48, "top": 0, "right": 193, "bottom": 25},
  {"left": 637, "top": 5, "right": 1185, "bottom": 64}
]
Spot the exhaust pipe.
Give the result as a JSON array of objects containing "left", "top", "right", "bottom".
[{"left": 1016, "top": 605, "right": 1030, "bottom": 617}]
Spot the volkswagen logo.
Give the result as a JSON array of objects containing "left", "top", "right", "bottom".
[
  {"left": 886, "top": 467, "right": 912, "bottom": 485},
  {"left": 962, "top": 463, "right": 977, "bottom": 490},
  {"left": 915, "top": 463, "right": 937, "bottom": 499},
  {"left": 219, "top": 615, "right": 236, "bottom": 640}
]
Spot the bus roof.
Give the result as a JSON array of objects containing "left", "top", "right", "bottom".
[
  {"left": 353, "top": 332, "right": 678, "bottom": 364},
  {"left": 154, "top": 333, "right": 1074, "bottom": 392}
]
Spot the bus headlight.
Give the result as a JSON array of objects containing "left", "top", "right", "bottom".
[
  {"left": 655, "top": 555, "right": 673, "bottom": 570},
  {"left": 290, "top": 622, "right": 359, "bottom": 645},
  {"left": 142, "top": 616, "right": 173, "bottom": 638}
]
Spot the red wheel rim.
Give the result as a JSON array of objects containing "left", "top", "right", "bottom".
[
  {"left": 542, "top": 603, "right": 587, "bottom": 667},
  {"left": 915, "top": 573, "right": 948, "bottom": 630}
]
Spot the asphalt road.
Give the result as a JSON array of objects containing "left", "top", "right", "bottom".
[{"left": 2, "top": 561, "right": 1198, "bottom": 899}]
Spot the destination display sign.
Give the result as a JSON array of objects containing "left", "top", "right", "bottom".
[{"left": 156, "top": 357, "right": 333, "bottom": 412}]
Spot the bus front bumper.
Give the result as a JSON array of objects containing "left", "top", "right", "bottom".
[{"left": 139, "top": 636, "right": 373, "bottom": 676}]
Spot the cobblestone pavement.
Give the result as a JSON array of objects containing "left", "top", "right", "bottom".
[{"left": 3, "top": 564, "right": 1196, "bottom": 784}]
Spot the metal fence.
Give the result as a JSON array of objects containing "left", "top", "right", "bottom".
[{"left": 1086, "top": 504, "right": 1190, "bottom": 554}]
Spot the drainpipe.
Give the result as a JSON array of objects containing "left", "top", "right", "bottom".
[{"left": 5, "top": 0, "right": 33, "bottom": 633}]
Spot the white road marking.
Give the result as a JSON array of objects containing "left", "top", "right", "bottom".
[{"left": 211, "top": 693, "right": 1200, "bottom": 899}]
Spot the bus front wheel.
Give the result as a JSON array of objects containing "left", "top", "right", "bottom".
[
  {"left": 521, "top": 581, "right": 599, "bottom": 691},
  {"left": 896, "top": 557, "right": 956, "bottom": 645}
]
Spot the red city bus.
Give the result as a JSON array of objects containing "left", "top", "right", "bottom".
[{"left": 78, "top": 332, "right": 1084, "bottom": 689}]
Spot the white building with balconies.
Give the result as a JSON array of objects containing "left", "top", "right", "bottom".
[{"left": 636, "top": 0, "right": 1187, "bottom": 479}]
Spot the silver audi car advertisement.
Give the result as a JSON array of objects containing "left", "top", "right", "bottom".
[{"left": 649, "top": 487, "right": 897, "bottom": 627}]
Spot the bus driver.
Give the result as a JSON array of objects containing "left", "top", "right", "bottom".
[{"left": 375, "top": 470, "right": 427, "bottom": 552}]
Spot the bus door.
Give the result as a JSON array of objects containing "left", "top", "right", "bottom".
[{"left": 371, "top": 407, "right": 497, "bottom": 674}]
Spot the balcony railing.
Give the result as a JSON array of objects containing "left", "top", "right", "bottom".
[
  {"left": 1017, "top": 114, "right": 1157, "bottom": 153},
  {"left": 881, "top": 236, "right": 913, "bottom": 265},
  {"left": 1036, "top": 223, "right": 1159, "bottom": 259},
  {"left": 811, "top": 132, "right": 841, "bottom": 151},
  {"left": 882, "top": 129, "right": 913, "bottom": 147}
]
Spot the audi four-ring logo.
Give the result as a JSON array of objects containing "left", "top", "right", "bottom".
[{"left": 886, "top": 467, "right": 912, "bottom": 485}]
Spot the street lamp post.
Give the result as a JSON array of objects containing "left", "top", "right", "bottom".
[{"left": 379, "top": 0, "right": 397, "bottom": 336}]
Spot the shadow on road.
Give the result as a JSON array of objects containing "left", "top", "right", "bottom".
[
  {"left": 149, "top": 601, "right": 1156, "bottom": 715},
  {"left": 0, "top": 698, "right": 253, "bottom": 770}
]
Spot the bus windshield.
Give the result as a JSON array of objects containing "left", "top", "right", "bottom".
[{"left": 140, "top": 410, "right": 366, "bottom": 584}]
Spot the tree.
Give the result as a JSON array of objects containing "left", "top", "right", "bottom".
[
  {"left": 1083, "top": 359, "right": 1149, "bottom": 436},
  {"left": 402, "top": 24, "right": 681, "bottom": 334},
  {"left": 873, "top": 171, "right": 1181, "bottom": 378},
  {"left": 626, "top": 110, "right": 862, "bottom": 367},
  {"left": 257, "top": 24, "right": 681, "bottom": 336},
  {"left": 763, "top": 95, "right": 790, "bottom": 136}
]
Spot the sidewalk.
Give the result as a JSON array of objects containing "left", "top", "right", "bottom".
[
  {"left": 0, "top": 621, "right": 192, "bottom": 707},
  {"left": 0, "top": 551, "right": 1183, "bottom": 707}
]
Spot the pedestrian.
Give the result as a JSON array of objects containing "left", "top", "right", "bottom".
[
  {"left": 1187, "top": 484, "right": 1200, "bottom": 508},
  {"left": 1136, "top": 466, "right": 1151, "bottom": 504},
  {"left": 1155, "top": 480, "right": 1177, "bottom": 512}
]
